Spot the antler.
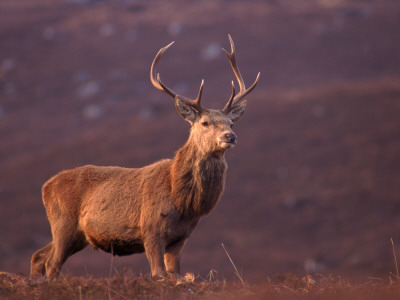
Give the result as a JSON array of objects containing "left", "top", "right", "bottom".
[
  {"left": 222, "top": 34, "right": 260, "bottom": 113},
  {"left": 150, "top": 42, "right": 204, "bottom": 113}
]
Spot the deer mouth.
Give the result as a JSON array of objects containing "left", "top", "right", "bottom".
[
  {"left": 224, "top": 142, "right": 236, "bottom": 149},
  {"left": 219, "top": 139, "right": 237, "bottom": 149}
]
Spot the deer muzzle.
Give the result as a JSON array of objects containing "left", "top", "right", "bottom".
[
  {"left": 218, "top": 132, "right": 237, "bottom": 149},
  {"left": 225, "top": 133, "right": 237, "bottom": 144}
]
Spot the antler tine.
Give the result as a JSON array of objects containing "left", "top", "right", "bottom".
[
  {"left": 150, "top": 42, "right": 177, "bottom": 99},
  {"left": 222, "top": 81, "right": 236, "bottom": 113},
  {"left": 222, "top": 34, "right": 245, "bottom": 92},
  {"left": 233, "top": 72, "right": 260, "bottom": 104},
  {"left": 222, "top": 34, "right": 260, "bottom": 109},
  {"left": 176, "top": 79, "right": 204, "bottom": 113},
  {"left": 194, "top": 79, "right": 204, "bottom": 109},
  {"left": 150, "top": 41, "right": 204, "bottom": 112}
]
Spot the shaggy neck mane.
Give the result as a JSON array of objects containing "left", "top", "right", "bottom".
[{"left": 170, "top": 140, "right": 227, "bottom": 218}]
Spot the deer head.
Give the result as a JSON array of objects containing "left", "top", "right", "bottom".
[{"left": 151, "top": 34, "right": 260, "bottom": 156}]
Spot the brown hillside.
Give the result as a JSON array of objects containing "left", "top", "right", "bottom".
[{"left": 1, "top": 0, "right": 400, "bottom": 282}]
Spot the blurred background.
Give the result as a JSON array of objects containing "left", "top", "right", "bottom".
[{"left": 1, "top": 0, "right": 400, "bottom": 283}]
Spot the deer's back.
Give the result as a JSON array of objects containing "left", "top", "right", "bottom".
[{"left": 42, "top": 162, "right": 173, "bottom": 215}]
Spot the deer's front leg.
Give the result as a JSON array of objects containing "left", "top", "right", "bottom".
[
  {"left": 144, "top": 237, "right": 167, "bottom": 278},
  {"left": 164, "top": 239, "right": 186, "bottom": 275}
]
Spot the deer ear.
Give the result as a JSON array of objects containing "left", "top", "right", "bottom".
[
  {"left": 175, "top": 96, "right": 198, "bottom": 123},
  {"left": 227, "top": 100, "right": 247, "bottom": 122}
]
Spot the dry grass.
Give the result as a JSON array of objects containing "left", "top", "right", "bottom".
[{"left": 2, "top": 271, "right": 400, "bottom": 300}]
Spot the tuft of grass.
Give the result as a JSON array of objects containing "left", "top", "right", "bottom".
[
  {"left": 391, "top": 238, "right": 400, "bottom": 281},
  {"left": 221, "top": 243, "right": 245, "bottom": 286}
]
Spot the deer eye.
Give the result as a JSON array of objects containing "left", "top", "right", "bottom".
[{"left": 201, "top": 121, "right": 209, "bottom": 127}]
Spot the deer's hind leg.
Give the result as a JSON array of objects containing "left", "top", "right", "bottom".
[
  {"left": 30, "top": 242, "right": 53, "bottom": 277},
  {"left": 44, "top": 221, "right": 88, "bottom": 278}
]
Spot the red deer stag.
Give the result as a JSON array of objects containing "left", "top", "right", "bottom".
[{"left": 30, "top": 35, "right": 260, "bottom": 278}]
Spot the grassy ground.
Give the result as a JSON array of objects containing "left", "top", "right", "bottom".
[{"left": 2, "top": 271, "right": 400, "bottom": 300}]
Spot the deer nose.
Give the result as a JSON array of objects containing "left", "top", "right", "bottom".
[{"left": 225, "top": 133, "right": 237, "bottom": 144}]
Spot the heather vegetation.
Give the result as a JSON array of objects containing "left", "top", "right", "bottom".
[{"left": 2, "top": 271, "right": 400, "bottom": 300}]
